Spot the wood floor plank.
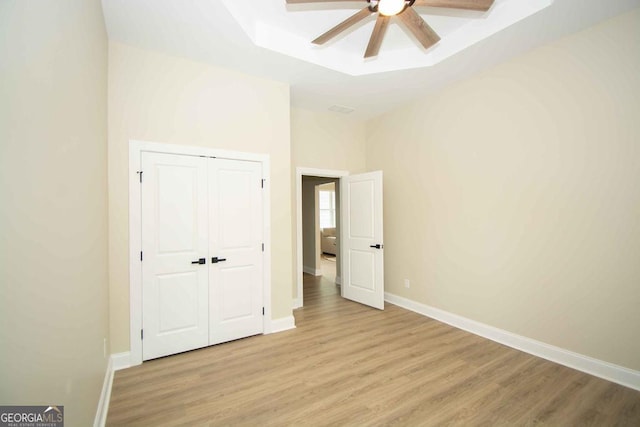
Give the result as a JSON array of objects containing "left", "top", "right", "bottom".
[{"left": 107, "top": 273, "right": 640, "bottom": 426}]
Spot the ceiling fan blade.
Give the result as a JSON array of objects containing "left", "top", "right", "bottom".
[
  {"left": 312, "top": 8, "right": 374, "bottom": 45},
  {"left": 413, "top": 0, "right": 494, "bottom": 12},
  {"left": 396, "top": 7, "right": 440, "bottom": 50},
  {"left": 364, "top": 15, "right": 390, "bottom": 58},
  {"left": 287, "top": 0, "right": 362, "bottom": 3}
]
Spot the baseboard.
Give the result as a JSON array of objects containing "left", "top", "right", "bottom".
[
  {"left": 335, "top": 276, "right": 341, "bottom": 285},
  {"left": 303, "top": 265, "right": 322, "bottom": 276},
  {"left": 93, "top": 352, "right": 132, "bottom": 427},
  {"left": 269, "top": 315, "right": 297, "bottom": 333},
  {"left": 112, "top": 352, "right": 132, "bottom": 371},
  {"left": 292, "top": 297, "right": 302, "bottom": 310},
  {"left": 94, "top": 357, "right": 113, "bottom": 427},
  {"left": 385, "top": 292, "right": 640, "bottom": 392}
]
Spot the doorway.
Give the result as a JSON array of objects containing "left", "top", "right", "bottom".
[
  {"left": 295, "top": 167, "right": 386, "bottom": 311},
  {"left": 302, "top": 178, "right": 339, "bottom": 288},
  {"left": 295, "top": 168, "right": 348, "bottom": 308}
]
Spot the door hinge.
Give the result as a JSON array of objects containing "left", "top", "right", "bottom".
[
  {"left": 137, "top": 171, "right": 143, "bottom": 183},
  {"left": 261, "top": 179, "right": 265, "bottom": 188},
  {"left": 262, "top": 243, "right": 264, "bottom": 252},
  {"left": 262, "top": 307, "right": 265, "bottom": 315},
  {"left": 140, "top": 251, "right": 143, "bottom": 261},
  {"left": 141, "top": 329, "right": 144, "bottom": 340}
]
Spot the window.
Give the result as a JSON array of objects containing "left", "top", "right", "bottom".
[{"left": 319, "top": 190, "right": 336, "bottom": 228}]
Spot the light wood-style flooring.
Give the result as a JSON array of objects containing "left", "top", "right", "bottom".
[{"left": 107, "top": 272, "right": 640, "bottom": 426}]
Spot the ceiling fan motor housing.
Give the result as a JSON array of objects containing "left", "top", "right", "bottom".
[{"left": 367, "top": 0, "right": 416, "bottom": 14}]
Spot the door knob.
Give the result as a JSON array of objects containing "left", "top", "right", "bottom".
[
  {"left": 370, "top": 244, "right": 383, "bottom": 249},
  {"left": 191, "top": 258, "right": 206, "bottom": 264},
  {"left": 211, "top": 257, "right": 227, "bottom": 264}
]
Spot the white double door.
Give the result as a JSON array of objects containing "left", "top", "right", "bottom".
[{"left": 141, "top": 152, "right": 263, "bottom": 361}]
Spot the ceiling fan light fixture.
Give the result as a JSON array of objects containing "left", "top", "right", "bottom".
[
  {"left": 295, "top": 0, "right": 494, "bottom": 59},
  {"left": 378, "top": 0, "right": 405, "bottom": 17}
]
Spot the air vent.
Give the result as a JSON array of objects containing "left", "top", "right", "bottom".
[{"left": 328, "top": 105, "right": 355, "bottom": 114}]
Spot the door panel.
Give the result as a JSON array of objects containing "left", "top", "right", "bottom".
[
  {"left": 341, "top": 171, "right": 384, "bottom": 310},
  {"left": 142, "top": 152, "right": 209, "bottom": 360},
  {"left": 348, "top": 181, "right": 375, "bottom": 238},
  {"left": 219, "top": 266, "right": 256, "bottom": 320},
  {"left": 349, "top": 250, "right": 375, "bottom": 291},
  {"left": 218, "top": 170, "right": 255, "bottom": 249},
  {"left": 156, "top": 166, "right": 198, "bottom": 252},
  {"left": 209, "top": 159, "right": 263, "bottom": 345},
  {"left": 157, "top": 272, "right": 200, "bottom": 333}
]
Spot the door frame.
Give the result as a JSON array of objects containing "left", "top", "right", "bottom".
[
  {"left": 294, "top": 167, "right": 348, "bottom": 309},
  {"left": 129, "top": 139, "right": 272, "bottom": 366}
]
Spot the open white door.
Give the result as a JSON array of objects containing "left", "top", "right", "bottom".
[{"left": 341, "top": 171, "right": 384, "bottom": 310}]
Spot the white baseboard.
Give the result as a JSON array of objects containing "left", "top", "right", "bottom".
[
  {"left": 269, "top": 315, "right": 297, "bottom": 333},
  {"left": 303, "top": 265, "right": 322, "bottom": 276},
  {"left": 335, "top": 276, "right": 341, "bottom": 285},
  {"left": 93, "top": 352, "right": 132, "bottom": 427},
  {"left": 385, "top": 292, "right": 640, "bottom": 392},
  {"left": 292, "top": 297, "right": 302, "bottom": 310},
  {"left": 112, "top": 352, "right": 132, "bottom": 371},
  {"left": 94, "top": 358, "right": 113, "bottom": 427}
]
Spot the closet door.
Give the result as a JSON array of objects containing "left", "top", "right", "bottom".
[
  {"left": 208, "top": 158, "right": 264, "bottom": 345},
  {"left": 141, "top": 152, "right": 209, "bottom": 361}
]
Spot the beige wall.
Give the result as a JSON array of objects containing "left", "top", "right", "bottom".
[
  {"left": 366, "top": 9, "right": 640, "bottom": 371},
  {"left": 108, "top": 42, "right": 292, "bottom": 353},
  {"left": 0, "top": 0, "right": 110, "bottom": 424},
  {"left": 291, "top": 108, "right": 367, "bottom": 173}
]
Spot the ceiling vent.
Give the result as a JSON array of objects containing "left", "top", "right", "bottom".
[{"left": 328, "top": 105, "right": 355, "bottom": 114}]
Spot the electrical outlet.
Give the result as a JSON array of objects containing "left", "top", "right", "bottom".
[{"left": 404, "top": 279, "right": 410, "bottom": 289}]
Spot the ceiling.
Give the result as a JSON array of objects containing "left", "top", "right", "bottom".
[{"left": 102, "top": 0, "right": 640, "bottom": 120}]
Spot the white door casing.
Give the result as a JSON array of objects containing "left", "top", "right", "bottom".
[
  {"left": 209, "top": 159, "right": 264, "bottom": 345},
  {"left": 141, "top": 152, "right": 209, "bottom": 360},
  {"left": 340, "top": 171, "right": 385, "bottom": 310},
  {"left": 130, "top": 140, "right": 272, "bottom": 367}
]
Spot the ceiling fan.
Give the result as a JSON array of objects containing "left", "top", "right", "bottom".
[{"left": 286, "top": 0, "right": 495, "bottom": 58}]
